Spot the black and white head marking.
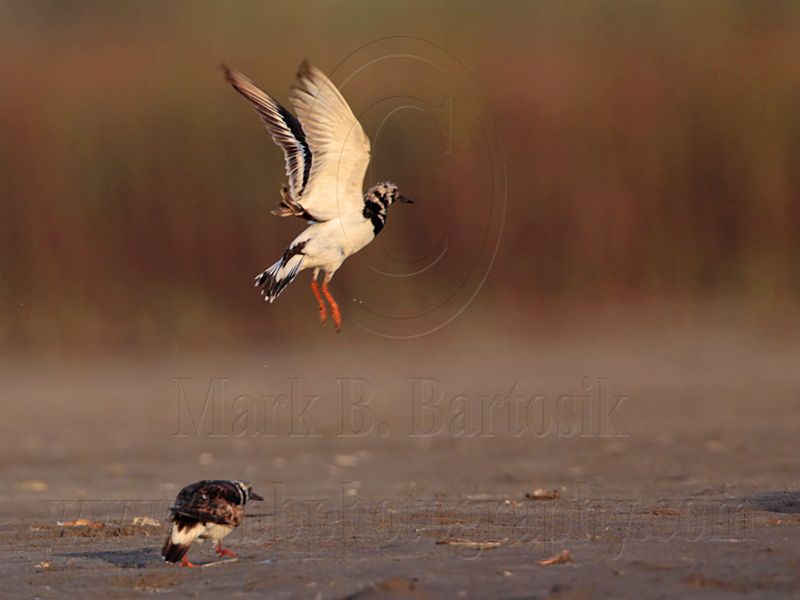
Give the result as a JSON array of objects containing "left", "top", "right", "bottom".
[
  {"left": 232, "top": 481, "right": 246, "bottom": 505},
  {"left": 363, "top": 181, "right": 411, "bottom": 235},
  {"left": 232, "top": 480, "right": 261, "bottom": 504}
]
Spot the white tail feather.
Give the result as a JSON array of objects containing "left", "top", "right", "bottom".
[{"left": 255, "top": 250, "right": 305, "bottom": 302}]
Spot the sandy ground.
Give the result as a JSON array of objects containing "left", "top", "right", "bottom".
[{"left": 2, "top": 323, "right": 800, "bottom": 599}]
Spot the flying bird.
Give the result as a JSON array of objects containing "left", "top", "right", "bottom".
[
  {"left": 222, "top": 61, "right": 414, "bottom": 331},
  {"left": 162, "top": 480, "right": 263, "bottom": 567}
]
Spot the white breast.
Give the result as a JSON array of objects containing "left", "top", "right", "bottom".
[{"left": 300, "top": 215, "right": 376, "bottom": 271}]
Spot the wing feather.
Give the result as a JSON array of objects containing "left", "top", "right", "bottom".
[
  {"left": 289, "top": 60, "right": 371, "bottom": 221},
  {"left": 222, "top": 65, "right": 311, "bottom": 201}
]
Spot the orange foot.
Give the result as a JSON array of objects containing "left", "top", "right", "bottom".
[
  {"left": 215, "top": 544, "right": 238, "bottom": 559},
  {"left": 321, "top": 280, "right": 342, "bottom": 332},
  {"left": 311, "top": 280, "right": 328, "bottom": 326},
  {"left": 180, "top": 555, "right": 196, "bottom": 568}
]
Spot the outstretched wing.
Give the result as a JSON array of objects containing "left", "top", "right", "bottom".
[
  {"left": 222, "top": 65, "right": 311, "bottom": 202},
  {"left": 170, "top": 480, "right": 245, "bottom": 526},
  {"left": 289, "top": 60, "right": 371, "bottom": 221}
]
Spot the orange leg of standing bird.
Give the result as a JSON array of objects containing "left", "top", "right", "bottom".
[
  {"left": 321, "top": 279, "right": 342, "bottom": 331},
  {"left": 215, "top": 542, "right": 238, "bottom": 559},
  {"left": 180, "top": 555, "right": 196, "bottom": 568},
  {"left": 311, "top": 279, "right": 327, "bottom": 325}
]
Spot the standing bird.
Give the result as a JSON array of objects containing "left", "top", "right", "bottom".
[
  {"left": 222, "top": 61, "right": 414, "bottom": 331},
  {"left": 162, "top": 480, "right": 263, "bottom": 567}
]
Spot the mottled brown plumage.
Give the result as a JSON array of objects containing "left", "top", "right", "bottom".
[{"left": 162, "top": 480, "right": 263, "bottom": 566}]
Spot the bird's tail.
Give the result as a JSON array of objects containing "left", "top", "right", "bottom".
[
  {"left": 161, "top": 521, "right": 202, "bottom": 563},
  {"left": 255, "top": 245, "right": 306, "bottom": 302},
  {"left": 161, "top": 538, "right": 190, "bottom": 563}
]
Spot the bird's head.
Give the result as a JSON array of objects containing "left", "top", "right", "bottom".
[
  {"left": 366, "top": 182, "right": 414, "bottom": 207},
  {"left": 233, "top": 480, "right": 264, "bottom": 502}
]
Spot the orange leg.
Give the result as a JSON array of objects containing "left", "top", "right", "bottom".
[
  {"left": 311, "top": 279, "right": 327, "bottom": 325},
  {"left": 215, "top": 541, "right": 238, "bottom": 558},
  {"left": 180, "top": 555, "right": 196, "bottom": 568},
  {"left": 321, "top": 279, "right": 342, "bottom": 332}
]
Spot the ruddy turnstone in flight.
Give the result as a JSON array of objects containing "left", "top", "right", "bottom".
[
  {"left": 222, "top": 61, "right": 414, "bottom": 331},
  {"left": 162, "top": 480, "right": 263, "bottom": 567}
]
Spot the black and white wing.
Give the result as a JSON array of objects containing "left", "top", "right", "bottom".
[
  {"left": 222, "top": 65, "right": 311, "bottom": 204},
  {"left": 289, "top": 60, "right": 372, "bottom": 221}
]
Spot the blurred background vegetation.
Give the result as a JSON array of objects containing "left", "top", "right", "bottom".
[{"left": 1, "top": 0, "right": 799, "bottom": 353}]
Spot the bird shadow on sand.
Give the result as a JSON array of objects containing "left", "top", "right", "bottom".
[
  {"left": 59, "top": 547, "right": 162, "bottom": 569},
  {"left": 749, "top": 491, "right": 800, "bottom": 514}
]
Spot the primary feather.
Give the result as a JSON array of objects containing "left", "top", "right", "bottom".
[
  {"left": 221, "top": 65, "right": 311, "bottom": 203},
  {"left": 288, "top": 60, "right": 372, "bottom": 221}
]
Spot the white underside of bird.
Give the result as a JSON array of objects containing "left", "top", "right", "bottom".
[
  {"left": 168, "top": 522, "right": 234, "bottom": 547},
  {"left": 262, "top": 215, "right": 376, "bottom": 288},
  {"left": 223, "top": 60, "right": 413, "bottom": 331}
]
